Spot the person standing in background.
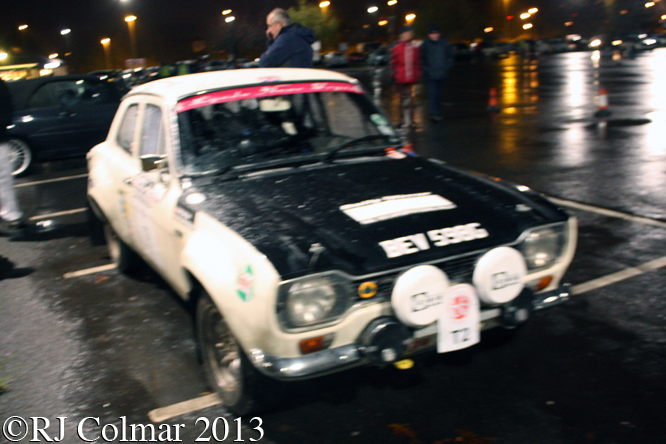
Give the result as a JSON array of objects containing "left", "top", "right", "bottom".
[
  {"left": 0, "top": 77, "right": 24, "bottom": 233},
  {"left": 259, "top": 8, "right": 316, "bottom": 68},
  {"left": 421, "top": 24, "right": 454, "bottom": 122},
  {"left": 390, "top": 26, "right": 422, "bottom": 128}
]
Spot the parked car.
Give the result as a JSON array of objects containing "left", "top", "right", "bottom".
[
  {"left": 368, "top": 46, "right": 391, "bottom": 66},
  {"left": 347, "top": 52, "right": 368, "bottom": 64},
  {"left": 6, "top": 75, "right": 124, "bottom": 175},
  {"left": 87, "top": 68, "right": 577, "bottom": 415},
  {"left": 322, "top": 51, "right": 348, "bottom": 68},
  {"left": 451, "top": 43, "right": 472, "bottom": 61}
]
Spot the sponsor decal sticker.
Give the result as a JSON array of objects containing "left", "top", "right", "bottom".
[
  {"left": 378, "top": 223, "right": 489, "bottom": 259},
  {"left": 341, "top": 192, "right": 456, "bottom": 225},
  {"left": 177, "top": 82, "right": 364, "bottom": 113},
  {"left": 236, "top": 265, "right": 255, "bottom": 302},
  {"left": 412, "top": 292, "right": 445, "bottom": 312}
]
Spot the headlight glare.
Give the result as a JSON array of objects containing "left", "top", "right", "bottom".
[{"left": 520, "top": 224, "right": 567, "bottom": 270}]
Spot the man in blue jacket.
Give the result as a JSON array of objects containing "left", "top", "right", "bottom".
[
  {"left": 421, "top": 24, "right": 454, "bottom": 122},
  {"left": 259, "top": 8, "right": 316, "bottom": 68}
]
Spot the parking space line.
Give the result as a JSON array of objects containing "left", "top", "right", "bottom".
[
  {"left": 148, "top": 393, "right": 222, "bottom": 423},
  {"left": 28, "top": 208, "right": 87, "bottom": 221},
  {"left": 14, "top": 173, "right": 88, "bottom": 188},
  {"left": 572, "top": 255, "right": 666, "bottom": 295},
  {"left": 63, "top": 263, "right": 117, "bottom": 279},
  {"left": 547, "top": 196, "right": 666, "bottom": 228}
]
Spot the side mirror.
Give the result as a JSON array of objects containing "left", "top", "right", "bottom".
[{"left": 140, "top": 154, "right": 168, "bottom": 172}]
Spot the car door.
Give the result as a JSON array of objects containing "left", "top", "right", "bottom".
[{"left": 125, "top": 99, "right": 186, "bottom": 290}]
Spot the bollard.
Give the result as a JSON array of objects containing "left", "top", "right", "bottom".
[
  {"left": 594, "top": 87, "right": 612, "bottom": 118},
  {"left": 487, "top": 87, "right": 500, "bottom": 113}
]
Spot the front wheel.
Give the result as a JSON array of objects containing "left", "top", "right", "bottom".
[
  {"left": 196, "top": 292, "right": 270, "bottom": 415},
  {"left": 7, "top": 139, "right": 32, "bottom": 176}
]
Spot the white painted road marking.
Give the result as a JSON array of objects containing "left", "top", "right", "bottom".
[
  {"left": 571, "top": 255, "right": 666, "bottom": 295},
  {"left": 547, "top": 196, "right": 666, "bottom": 229},
  {"left": 148, "top": 393, "right": 222, "bottom": 423},
  {"left": 63, "top": 263, "right": 117, "bottom": 279},
  {"left": 15, "top": 173, "right": 88, "bottom": 188},
  {"left": 29, "top": 208, "right": 87, "bottom": 221}
]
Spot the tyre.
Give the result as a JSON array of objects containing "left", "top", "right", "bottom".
[
  {"left": 196, "top": 292, "right": 269, "bottom": 415},
  {"left": 8, "top": 139, "right": 32, "bottom": 176},
  {"left": 103, "top": 223, "right": 142, "bottom": 272}
]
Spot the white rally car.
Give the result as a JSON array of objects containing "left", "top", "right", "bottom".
[{"left": 87, "top": 68, "right": 577, "bottom": 414}]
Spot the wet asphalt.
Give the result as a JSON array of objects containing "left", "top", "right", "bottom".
[{"left": 1, "top": 49, "right": 666, "bottom": 444}]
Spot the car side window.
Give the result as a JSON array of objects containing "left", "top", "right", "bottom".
[
  {"left": 26, "top": 83, "right": 64, "bottom": 109},
  {"left": 117, "top": 104, "right": 139, "bottom": 153},
  {"left": 140, "top": 104, "right": 165, "bottom": 156}
]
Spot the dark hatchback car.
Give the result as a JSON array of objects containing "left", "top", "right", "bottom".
[{"left": 6, "top": 75, "right": 125, "bottom": 175}]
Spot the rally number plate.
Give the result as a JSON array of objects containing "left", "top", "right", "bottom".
[{"left": 437, "top": 284, "right": 480, "bottom": 353}]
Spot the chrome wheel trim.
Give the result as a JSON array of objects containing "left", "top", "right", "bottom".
[{"left": 8, "top": 139, "right": 31, "bottom": 176}]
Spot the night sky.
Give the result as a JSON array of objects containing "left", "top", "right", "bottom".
[{"left": 2, "top": 0, "right": 421, "bottom": 70}]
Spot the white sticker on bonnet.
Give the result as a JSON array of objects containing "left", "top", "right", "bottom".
[{"left": 341, "top": 193, "right": 456, "bottom": 225}]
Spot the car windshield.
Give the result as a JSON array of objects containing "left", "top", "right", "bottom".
[{"left": 175, "top": 81, "right": 398, "bottom": 175}]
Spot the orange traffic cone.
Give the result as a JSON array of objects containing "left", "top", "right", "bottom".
[
  {"left": 487, "top": 87, "right": 500, "bottom": 113},
  {"left": 594, "top": 87, "right": 611, "bottom": 117}
]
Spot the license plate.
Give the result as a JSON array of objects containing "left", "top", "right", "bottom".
[{"left": 437, "top": 284, "right": 480, "bottom": 353}]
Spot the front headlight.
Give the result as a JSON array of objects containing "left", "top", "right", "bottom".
[
  {"left": 279, "top": 274, "right": 351, "bottom": 329},
  {"left": 518, "top": 223, "right": 568, "bottom": 271}
]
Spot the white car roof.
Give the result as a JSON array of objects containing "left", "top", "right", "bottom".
[{"left": 126, "top": 68, "right": 359, "bottom": 103}]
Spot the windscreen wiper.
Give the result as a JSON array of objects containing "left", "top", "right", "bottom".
[{"left": 324, "top": 134, "right": 395, "bottom": 163}]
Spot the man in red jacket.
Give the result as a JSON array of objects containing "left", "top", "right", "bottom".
[{"left": 390, "top": 26, "right": 422, "bottom": 128}]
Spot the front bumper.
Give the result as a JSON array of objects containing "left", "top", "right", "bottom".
[{"left": 249, "top": 284, "right": 571, "bottom": 381}]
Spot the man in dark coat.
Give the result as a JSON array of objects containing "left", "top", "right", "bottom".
[
  {"left": 0, "top": 77, "right": 24, "bottom": 230},
  {"left": 259, "top": 8, "right": 316, "bottom": 68},
  {"left": 421, "top": 24, "right": 454, "bottom": 122}
]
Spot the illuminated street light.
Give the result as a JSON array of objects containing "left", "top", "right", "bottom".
[
  {"left": 388, "top": 0, "right": 397, "bottom": 4},
  {"left": 18, "top": 25, "right": 28, "bottom": 31},
  {"left": 125, "top": 15, "right": 137, "bottom": 58},
  {"left": 528, "top": 8, "right": 538, "bottom": 14},
  {"left": 49, "top": 53, "right": 58, "bottom": 59},
  {"left": 523, "top": 23, "right": 533, "bottom": 29},
  {"left": 484, "top": 27, "right": 494, "bottom": 33},
  {"left": 222, "top": 9, "right": 232, "bottom": 15},
  {"left": 378, "top": 20, "right": 388, "bottom": 26},
  {"left": 60, "top": 29, "right": 71, "bottom": 36},
  {"left": 662, "top": 14, "right": 666, "bottom": 20},
  {"left": 565, "top": 21, "right": 574, "bottom": 26},
  {"left": 318, "top": 1, "right": 330, "bottom": 8},
  {"left": 646, "top": 2, "right": 655, "bottom": 7},
  {"left": 101, "top": 38, "right": 111, "bottom": 69},
  {"left": 405, "top": 13, "right": 416, "bottom": 22},
  {"left": 0, "top": 53, "right": 8, "bottom": 61},
  {"left": 520, "top": 13, "right": 531, "bottom": 19},
  {"left": 225, "top": 16, "right": 235, "bottom": 23},
  {"left": 368, "top": 6, "right": 378, "bottom": 13}
]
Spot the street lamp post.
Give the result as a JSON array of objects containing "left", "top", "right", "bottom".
[
  {"left": 60, "top": 29, "right": 72, "bottom": 57},
  {"left": 101, "top": 38, "right": 111, "bottom": 69},
  {"left": 125, "top": 15, "right": 137, "bottom": 59}
]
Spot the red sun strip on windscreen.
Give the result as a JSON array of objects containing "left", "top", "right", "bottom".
[{"left": 176, "top": 82, "right": 364, "bottom": 113}]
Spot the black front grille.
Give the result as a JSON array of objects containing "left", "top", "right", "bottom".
[{"left": 353, "top": 252, "right": 483, "bottom": 302}]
